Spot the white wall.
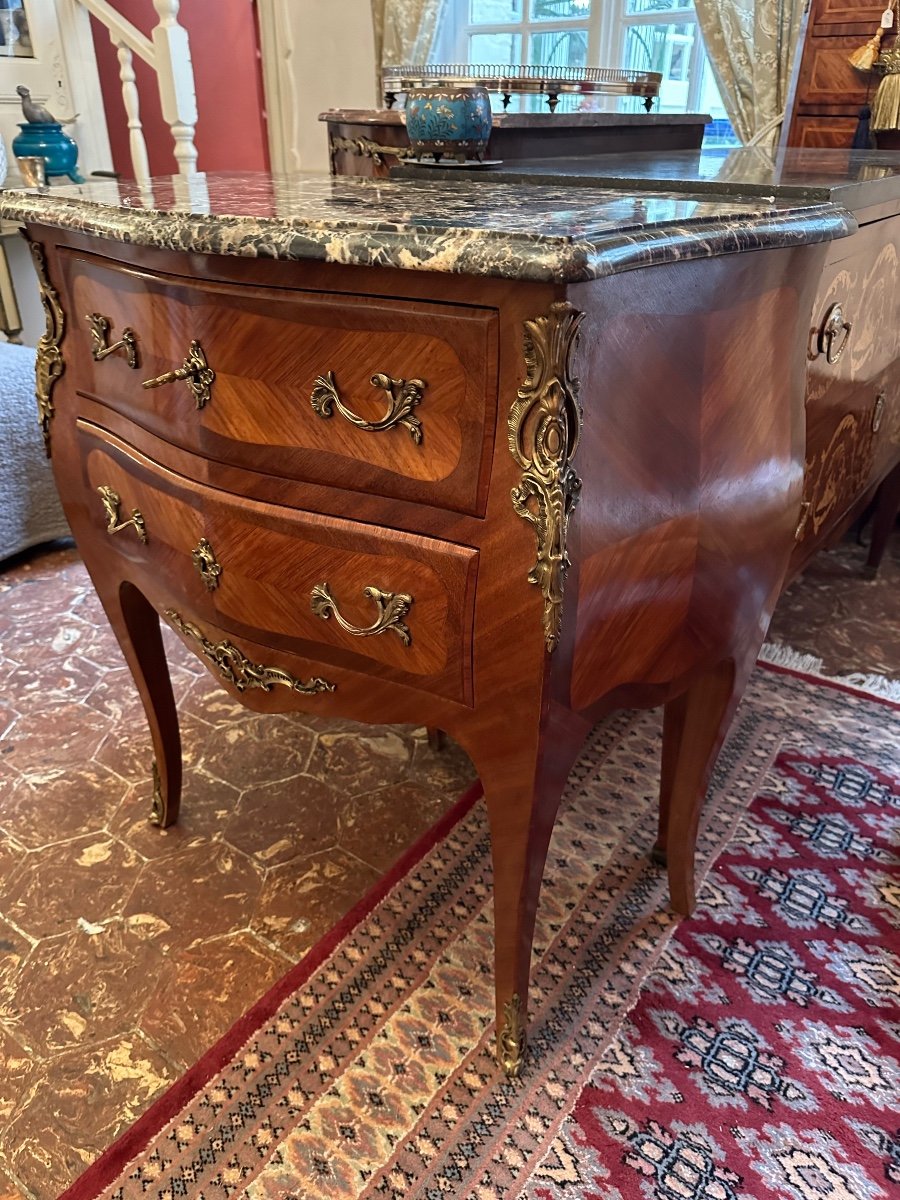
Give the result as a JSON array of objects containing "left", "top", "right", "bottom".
[{"left": 258, "top": 0, "right": 379, "bottom": 175}]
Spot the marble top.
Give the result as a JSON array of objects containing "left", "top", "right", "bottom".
[
  {"left": 320, "top": 108, "right": 711, "bottom": 128},
  {"left": 393, "top": 147, "right": 900, "bottom": 212},
  {"left": 0, "top": 170, "right": 854, "bottom": 284}
]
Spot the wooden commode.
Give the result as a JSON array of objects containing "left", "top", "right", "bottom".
[{"left": 3, "top": 167, "right": 894, "bottom": 1076}]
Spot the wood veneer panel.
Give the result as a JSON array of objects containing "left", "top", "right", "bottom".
[{"left": 794, "top": 35, "right": 873, "bottom": 109}]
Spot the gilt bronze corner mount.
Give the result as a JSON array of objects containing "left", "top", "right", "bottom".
[{"left": 508, "top": 301, "right": 584, "bottom": 653}]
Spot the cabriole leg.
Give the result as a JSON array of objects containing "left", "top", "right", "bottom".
[
  {"left": 92, "top": 576, "right": 182, "bottom": 827},
  {"left": 654, "top": 660, "right": 739, "bottom": 916}
]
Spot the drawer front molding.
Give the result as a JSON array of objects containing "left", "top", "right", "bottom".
[
  {"left": 508, "top": 300, "right": 584, "bottom": 653},
  {"left": 166, "top": 610, "right": 335, "bottom": 696},
  {"left": 29, "top": 240, "right": 65, "bottom": 456},
  {"left": 311, "top": 370, "right": 426, "bottom": 443},
  {"left": 311, "top": 582, "right": 413, "bottom": 645}
]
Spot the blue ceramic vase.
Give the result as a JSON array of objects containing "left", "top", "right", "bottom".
[
  {"left": 12, "top": 123, "right": 84, "bottom": 184},
  {"left": 405, "top": 86, "right": 493, "bottom": 163}
]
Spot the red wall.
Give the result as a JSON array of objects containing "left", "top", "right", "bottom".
[{"left": 92, "top": 0, "right": 269, "bottom": 178}]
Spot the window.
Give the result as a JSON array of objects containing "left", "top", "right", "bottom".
[{"left": 435, "top": 0, "right": 737, "bottom": 144}]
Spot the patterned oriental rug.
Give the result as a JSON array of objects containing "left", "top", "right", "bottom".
[{"left": 61, "top": 665, "right": 900, "bottom": 1200}]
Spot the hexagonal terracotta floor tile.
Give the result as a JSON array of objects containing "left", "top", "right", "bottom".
[
  {"left": 222, "top": 773, "right": 341, "bottom": 866},
  {"left": 305, "top": 729, "right": 414, "bottom": 799},
  {"left": 3, "top": 654, "right": 103, "bottom": 712},
  {"left": 1, "top": 1035, "right": 174, "bottom": 1200},
  {"left": 0, "top": 1163, "right": 26, "bottom": 1200},
  {"left": 198, "top": 724, "right": 315, "bottom": 791},
  {"left": 253, "top": 848, "right": 380, "bottom": 959},
  {"left": 2, "top": 834, "right": 143, "bottom": 940},
  {"left": 0, "top": 704, "right": 111, "bottom": 775},
  {"left": 124, "top": 841, "right": 263, "bottom": 955},
  {"left": 0, "top": 763, "right": 130, "bottom": 850},
  {"left": 0, "top": 917, "right": 34, "bottom": 1007},
  {"left": 140, "top": 930, "right": 290, "bottom": 1071},
  {"left": 0, "top": 1025, "right": 32, "bottom": 1125},
  {"left": 337, "top": 781, "right": 454, "bottom": 874},
  {"left": 109, "top": 768, "right": 241, "bottom": 860},
  {"left": 6, "top": 920, "right": 164, "bottom": 1058}
]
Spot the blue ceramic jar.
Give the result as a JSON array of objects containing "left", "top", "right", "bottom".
[
  {"left": 12, "top": 123, "right": 84, "bottom": 184},
  {"left": 405, "top": 86, "right": 493, "bottom": 163}
]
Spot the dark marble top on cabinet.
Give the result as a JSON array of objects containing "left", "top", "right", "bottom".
[
  {"left": 0, "top": 169, "right": 854, "bottom": 284},
  {"left": 320, "top": 108, "right": 711, "bottom": 129},
  {"left": 392, "top": 148, "right": 900, "bottom": 212}
]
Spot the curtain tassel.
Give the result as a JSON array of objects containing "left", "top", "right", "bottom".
[
  {"left": 852, "top": 104, "right": 874, "bottom": 147},
  {"left": 849, "top": 29, "right": 885, "bottom": 71},
  {"left": 872, "top": 46, "right": 900, "bottom": 129}
]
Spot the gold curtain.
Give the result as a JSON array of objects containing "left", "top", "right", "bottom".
[
  {"left": 694, "top": 0, "right": 805, "bottom": 145},
  {"left": 372, "top": 0, "right": 445, "bottom": 67}
]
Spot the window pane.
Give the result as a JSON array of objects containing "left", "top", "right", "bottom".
[
  {"left": 696, "top": 52, "right": 739, "bottom": 145},
  {"left": 469, "top": 0, "right": 522, "bottom": 21},
  {"left": 530, "top": 0, "right": 592, "bottom": 20},
  {"left": 468, "top": 31, "right": 523, "bottom": 63},
  {"left": 625, "top": 0, "right": 692, "bottom": 12},
  {"left": 623, "top": 22, "right": 695, "bottom": 110},
  {"left": 529, "top": 28, "right": 588, "bottom": 68},
  {"left": 0, "top": 0, "right": 34, "bottom": 59}
]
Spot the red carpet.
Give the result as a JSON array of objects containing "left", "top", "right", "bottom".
[{"left": 60, "top": 665, "right": 899, "bottom": 1200}]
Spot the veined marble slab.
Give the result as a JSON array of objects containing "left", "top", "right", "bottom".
[{"left": 0, "top": 170, "right": 855, "bottom": 283}]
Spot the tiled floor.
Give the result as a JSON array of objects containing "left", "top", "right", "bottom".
[{"left": 0, "top": 527, "right": 897, "bottom": 1200}]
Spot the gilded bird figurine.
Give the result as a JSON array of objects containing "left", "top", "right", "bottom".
[{"left": 16, "top": 85, "right": 78, "bottom": 126}]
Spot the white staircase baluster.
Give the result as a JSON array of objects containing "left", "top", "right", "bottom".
[
  {"left": 70, "top": 0, "right": 199, "bottom": 177},
  {"left": 152, "top": 0, "right": 198, "bottom": 176},
  {"left": 114, "top": 40, "right": 151, "bottom": 183}
]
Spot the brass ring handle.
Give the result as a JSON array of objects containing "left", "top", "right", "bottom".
[
  {"left": 142, "top": 341, "right": 215, "bottom": 409},
  {"left": 310, "top": 371, "right": 426, "bottom": 444},
  {"left": 97, "top": 485, "right": 148, "bottom": 543},
  {"left": 818, "top": 303, "right": 852, "bottom": 365},
  {"left": 310, "top": 583, "right": 413, "bottom": 645},
  {"left": 87, "top": 313, "right": 139, "bottom": 369}
]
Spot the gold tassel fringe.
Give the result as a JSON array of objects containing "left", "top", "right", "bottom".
[
  {"left": 849, "top": 29, "right": 884, "bottom": 71},
  {"left": 872, "top": 70, "right": 900, "bottom": 129}
]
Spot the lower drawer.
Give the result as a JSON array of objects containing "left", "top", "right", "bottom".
[
  {"left": 79, "top": 422, "right": 478, "bottom": 704},
  {"left": 796, "top": 381, "right": 891, "bottom": 549}
]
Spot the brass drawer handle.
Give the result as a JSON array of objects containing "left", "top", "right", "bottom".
[
  {"left": 87, "top": 313, "right": 139, "bottom": 368},
  {"left": 818, "top": 303, "right": 852, "bottom": 365},
  {"left": 142, "top": 341, "right": 215, "bottom": 409},
  {"left": 311, "top": 371, "right": 426, "bottom": 443},
  {"left": 191, "top": 538, "right": 222, "bottom": 591},
  {"left": 165, "top": 610, "right": 335, "bottom": 695},
  {"left": 97, "top": 485, "right": 147, "bottom": 543},
  {"left": 872, "top": 392, "right": 885, "bottom": 433},
  {"left": 310, "top": 583, "right": 413, "bottom": 645}
]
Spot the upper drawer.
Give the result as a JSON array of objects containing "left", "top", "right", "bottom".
[
  {"left": 811, "top": 0, "right": 887, "bottom": 25},
  {"left": 61, "top": 250, "right": 499, "bottom": 517},
  {"left": 806, "top": 219, "right": 900, "bottom": 405},
  {"left": 794, "top": 35, "right": 871, "bottom": 110},
  {"left": 79, "top": 423, "right": 478, "bottom": 705}
]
